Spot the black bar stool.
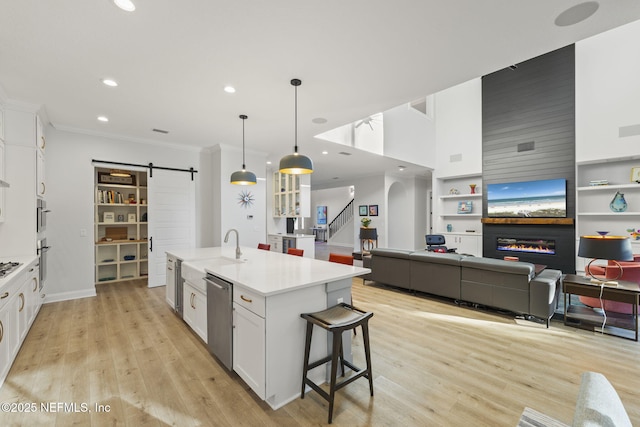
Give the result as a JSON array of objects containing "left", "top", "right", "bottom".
[{"left": 300, "top": 303, "right": 374, "bottom": 424}]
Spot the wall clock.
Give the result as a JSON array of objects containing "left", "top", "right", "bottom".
[{"left": 238, "top": 190, "right": 255, "bottom": 208}]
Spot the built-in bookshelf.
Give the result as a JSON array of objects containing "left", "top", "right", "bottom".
[{"left": 94, "top": 168, "right": 148, "bottom": 284}]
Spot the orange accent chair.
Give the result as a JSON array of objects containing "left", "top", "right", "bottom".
[
  {"left": 328, "top": 253, "right": 354, "bottom": 266},
  {"left": 257, "top": 243, "right": 271, "bottom": 251},
  {"left": 287, "top": 248, "right": 304, "bottom": 257},
  {"left": 579, "top": 255, "right": 640, "bottom": 314}
]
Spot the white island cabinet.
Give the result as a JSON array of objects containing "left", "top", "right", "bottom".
[{"left": 197, "top": 247, "right": 369, "bottom": 410}]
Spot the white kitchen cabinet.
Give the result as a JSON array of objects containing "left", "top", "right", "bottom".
[
  {"left": 272, "top": 172, "right": 310, "bottom": 217},
  {"left": 0, "top": 303, "right": 10, "bottom": 386},
  {"left": 35, "top": 114, "right": 45, "bottom": 152},
  {"left": 0, "top": 140, "right": 5, "bottom": 223},
  {"left": 183, "top": 281, "right": 207, "bottom": 342},
  {"left": 0, "top": 105, "right": 5, "bottom": 142},
  {"left": 25, "top": 262, "right": 40, "bottom": 326},
  {"left": 166, "top": 256, "right": 176, "bottom": 309},
  {"left": 36, "top": 148, "right": 45, "bottom": 198},
  {"left": 267, "top": 234, "right": 282, "bottom": 253},
  {"left": 233, "top": 301, "right": 265, "bottom": 399}
]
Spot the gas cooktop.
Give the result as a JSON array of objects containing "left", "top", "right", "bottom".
[{"left": 0, "top": 262, "right": 22, "bottom": 278}]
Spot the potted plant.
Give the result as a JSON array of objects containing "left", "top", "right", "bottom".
[{"left": 361, "top": 217, "right": 372, "bottom": 228}]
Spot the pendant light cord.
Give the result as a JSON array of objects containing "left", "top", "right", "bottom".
[
  {"left": 240, "top": 114, "right": 248, "bottom": 169},
  {"left": 294, "top": 83, "right": 298, "bottom": 154}
]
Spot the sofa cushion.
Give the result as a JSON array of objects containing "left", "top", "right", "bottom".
[
  {"left": 461, "top": 257, "right": 535, "bottom": 280},
  {"left": 572, "top": 372, "right": 632, "bottom": 427},
  {"left": 409, "top": 251, "right": 465, "bottom": 266},
  {"left": 370, "top": 248, "right": 412, "bottom": 260}
]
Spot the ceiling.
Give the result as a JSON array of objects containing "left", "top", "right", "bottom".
[{"left": 1, "top": 1, "right": 639, "bottom": 188}]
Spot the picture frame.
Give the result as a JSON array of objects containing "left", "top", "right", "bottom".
[
  {"left": 117, "top": 214, "right": 125, "bottom": 222},
  {"left": 317, "top": 206, "right": 327, "bottom": 225},
  {"left": 457, "top": 201, "right": 473, "bottom": 214},
  {"left": 128, "top": 213, "right": 137, "bottom": 223},
  {"left": 631, "top": 167, "right": 640, "bottom": 183},
  {"left": 103, "top": 212, "right": 115, "bottom": 223},
  {"left": 97, "top": 171, "right": 136, "bottom": 186},
  {"left": 368, "top": 205, "right": 379, "bottom": 216},
  {"left": 359, "top": 205, "right": 368, "bottom": 216}
]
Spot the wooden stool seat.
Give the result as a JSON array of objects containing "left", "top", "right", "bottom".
[{"left": 300, "top": 303, "right": 374, "bottom": 424}]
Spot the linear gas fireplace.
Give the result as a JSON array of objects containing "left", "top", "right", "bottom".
[{"left": 496, "top": 237, "right": 556, "bottom": 255}]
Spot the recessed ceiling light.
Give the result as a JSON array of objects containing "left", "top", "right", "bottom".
[
  {"left": 102, "top": 78, "right": 118, "bottom": 87},
  {"left": 554, "top": 1, "right": 599, "bottom": 27},
  {"left": 266, "top": 161, "right": 272, "bottom": 165},
  {"left": 322, "top": 151, "right": 328, "bottom": 155},
  {"left": 398, "top": 166, "right": 406, "bottom": 171},
  {"left": 113, "top": 0, "right": 136, "bottom": 12},
  {"left": 312, "top": 117, "right": 327, "bottom": 124},
  {"left": 97, "top": 116, "right": 109, "bottom": 122},
  {"left": 224, "top": 85, "right": 236, "bottom": 94}
]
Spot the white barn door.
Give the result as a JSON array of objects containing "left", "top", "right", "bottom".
[{"left": 147, "top": 169, "right": 196, "bottom": 288}]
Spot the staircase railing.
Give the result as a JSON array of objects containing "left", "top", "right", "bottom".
[{"left": 328, "top": 199, "right": 354, "bottom": 239}]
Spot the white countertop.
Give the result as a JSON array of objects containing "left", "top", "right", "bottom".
[
  {"left": 166, "top": 247, "right": 225, "bottom": 261},
  {"left": 0, "top": 255, "right": 39, "bottom": 290},
  {"left": 181, "top": 247, "right": 369, "bottom": 297},
  {"left": 268, "top": 233, "right": 315, "bottom": 239}
]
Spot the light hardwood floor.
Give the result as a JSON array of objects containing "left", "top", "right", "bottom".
[{"left": 2, "top": 278, "right": 640, "bottom": 426}]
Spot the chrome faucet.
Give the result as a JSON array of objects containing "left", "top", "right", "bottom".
[{"left": 224, "top": 228, "right": 242, "bottom": 259}]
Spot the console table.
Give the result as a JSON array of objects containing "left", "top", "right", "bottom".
[{"left": 563, "top": 274, "right": 640, "bottom": 341}]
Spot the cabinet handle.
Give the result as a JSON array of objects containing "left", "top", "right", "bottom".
[
  {"left": 41, "top": 136, "right": 46, "bottom": 150},
  {"left": 40, "top": 182, "right": 46, "bottom": 194},
  {"left": 168, "top": 267, "right": 173, "bottom": 271},
  {"left": 19, "top": 293, "right": 25, "bottom": 312},
  {"left": 33, "top": 277, "right": 38, "bottom": 292},
  {"left": 41, "top": 294, "right": 45, "bottom": 299},
  {"left": 0, "top": 292, "right": 8, "bottom": 299},
  {"left": 191, "top": 293, "right": 195, "bottom": 309},
  {"left": 0, "top": 320, "right": 3, "bottom": 343},
  {"left": 240, "top": 295, "right": 252, "bottom": 303}
]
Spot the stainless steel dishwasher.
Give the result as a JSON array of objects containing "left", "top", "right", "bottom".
[{"left": 205, "top": 273, "right": 233, "bottom": 370}]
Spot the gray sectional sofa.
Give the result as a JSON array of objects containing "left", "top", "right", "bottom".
[{"left": 369, "top": 248, "right": 562, "bottom": 326}]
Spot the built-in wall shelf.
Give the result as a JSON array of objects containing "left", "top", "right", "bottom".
[
  {"left": 578, "top": 212, "right": 640, "bottom": 216},
  {"left": 481, "top": 218, "right": 574, "bottom": 225},
  {"left": 577, "top": 183, "right": 640, "bottom": 192},
  {"left": 440, "top": 214, "right": 482, "bottom": 218},
  {"left": 439, "top": 193, "right": 482, "bottom": 200}
]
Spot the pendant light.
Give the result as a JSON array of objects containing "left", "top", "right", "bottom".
[
  {"left": 230, "top": 114, "right": 257, "bottom": 185},
  {"left": 279, "top": 79, "right": 313, "bottom": 174}
]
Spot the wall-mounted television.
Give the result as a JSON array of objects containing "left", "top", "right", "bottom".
[{"left": 486, "top": 178, "right": 567, "bottom": 218}]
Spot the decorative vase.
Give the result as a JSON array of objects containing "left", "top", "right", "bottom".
[
  {"left": 469, "top": 184, "right": 476, "bottom": 194},
  {"left": 609, "top": 191, "right": 628, "bottom": 212}
]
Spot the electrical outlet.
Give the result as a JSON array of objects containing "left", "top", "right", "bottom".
[
  {"left": 337, "top": 297, "right": 344, "bottom": 304},
  {"left": 80, "top": 228, "right": 87, "bottom": 237}
]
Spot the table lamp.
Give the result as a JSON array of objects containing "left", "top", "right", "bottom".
[{"left": 578, "top": 234, "right": 633, "bottom": 286}]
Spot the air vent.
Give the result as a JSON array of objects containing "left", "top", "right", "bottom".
[
  {"left": 517, "top": 141, "right": 535, "bottom": 152},
  {"left": 338, "top": 152, "right": 351, "bottom": 156},
  {"left": 619, "top": 124, "right": 640, "bottom": 138},
  {"left": 152, "top": 128, "right": 169, "bottom": 134}
]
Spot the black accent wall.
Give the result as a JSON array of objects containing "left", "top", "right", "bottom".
[{"left": 482, "top": 45, "right": 576, "bottom": 273}]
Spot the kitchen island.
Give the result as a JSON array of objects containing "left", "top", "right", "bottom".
[{"left": 179, "top": 247, "right": 369, "bottom": 410}]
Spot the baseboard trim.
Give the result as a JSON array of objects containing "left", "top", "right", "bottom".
[{"left": 44, "top": 288, "right": 97, "bottom": 303}]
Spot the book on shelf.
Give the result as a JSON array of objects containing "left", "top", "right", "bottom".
[{"left": 588, "top": 180, "right": 609, "bottom": 186}]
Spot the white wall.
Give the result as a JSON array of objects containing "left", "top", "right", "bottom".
[
  {"left": 352, "top": 175, "right": 385, "bottom": 250},
  {"left": 383, "top": 104, "right": 437, "bottom": 169},
  {"left": 211, "top": 144, "right": 267, "bottom": 249},
  {"left": 576, "top": 19, "right": 640, "bottom": 163},
  {"left": 434, "top": 78, "right": 482, "bottom": 178},
  {"left": 310, "top": 185, "right": 354, "bottom": 246},
  {"left": 46, "top": 128, "right": 202, "bottom": 301}
]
